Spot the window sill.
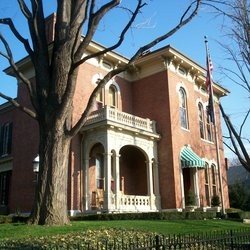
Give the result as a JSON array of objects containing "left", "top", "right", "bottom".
[
  {"left": 181, "top": 127, "right": 190, "bottom": 132},
  {"left": 201, "top": 138, "right": 214, "bottom": 144}
]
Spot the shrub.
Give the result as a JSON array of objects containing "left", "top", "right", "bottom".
[
  {"left": 211, "top": 194, "right": 220, "bottom": 207},
  {"left": 0, "top": 216, "right": 12, "bottom": 224},
  {"left": 71, "top": 211, "right": 218, "bottom": 221},
  {"left": 186, "top": 191, "right": 195, "bottom": 206}
]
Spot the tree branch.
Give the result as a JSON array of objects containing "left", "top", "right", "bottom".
[
  {"left": 73, "top": 0, "right": 145, "bottom": 69},
  {"left": 74, "top": 0, "right": 122, "bottom": 62},
  {"left": 0, "top": 32, "right": 37, "bottom": 103},
  {"left": 0, "top": 92, "right": 37, "bottom": 119},
  {"left": 0, "top": 18, "right": 33, "bottom": 57},
  {"left": 17, "top": 0, "right": 32, "bottom": 19},
  {"left": 69, "top": 65, "right": 126, "bottom": 137},
  {"left": 69, "top": 0, "right": 201, "bottom": 137},
  {"left": 220, "top": 103, "right": 250, "bottom": 172},
  {"left": 129, "top": 0, "right": 201, "bottom": 64}
]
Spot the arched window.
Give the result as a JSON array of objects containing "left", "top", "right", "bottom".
[
  {"left": 96, "top": 89, "right": 104, "bottom": 109},
  {"left": 206, "top": 106, "right": 213, "bottom": 142},
  {"left": 198, "top": 103, "right": 205, "bottom": 139},
  {"left": 179, "top": 87, "right": 188, "bottom": 129},
  {"left": 96, "top": 154, "right": 104, "bottom": 189},
  {"left": 109, "top": 85, "right": 117, "bottom": 108}
]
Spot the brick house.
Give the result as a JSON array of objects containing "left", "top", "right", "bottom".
[{"left": 0, "top": 18, "right": 229, "bottom": 215}]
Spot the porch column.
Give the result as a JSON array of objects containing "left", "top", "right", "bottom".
[
  {"left": 180, "top": 168, "right": 185, "bottom": 209},
  {"left": 103, "top": 152, "right": 112, "bottom": 210},
  {"left": 114, "top": 154, "right": 121, "bottom": 209},
  {"left": 146, "top": 160, "right": 154, "bottom": 209},
  {"left": 153, "top": 160, "right": 161, "bottom": 209},
  {"left": 194, "top": 168, "right": 200, "bottom": 207},
  {"left": 83, "top": 158, "right": 90, "bottom": 211}
]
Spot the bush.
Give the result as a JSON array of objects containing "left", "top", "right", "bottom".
[
  {"left": 0, "top": 216, "right": 12, "bottom": 224},
  {"left": 211, "top": 194, "right": 220, "bottom": 207},
  {"left": 71, "top": 211, "right": 218, "bottom": 221},
  {"left": 185, "top": 191, "right": 195, "bottom": 206},
  {"left": 229, "top": 182, "right": 250, "bottom": 211}
]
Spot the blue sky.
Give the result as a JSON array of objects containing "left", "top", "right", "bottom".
[{"left": 0, "top": 0, "right": 248, "bottom": 159}]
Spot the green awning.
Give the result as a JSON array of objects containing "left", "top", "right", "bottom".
[{"left": 180, "top": 146, "right": 205, "bottom": 168}]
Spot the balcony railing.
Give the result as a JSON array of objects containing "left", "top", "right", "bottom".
[{"left": 85, "top": 106, "right": 157, "bottom": 133}]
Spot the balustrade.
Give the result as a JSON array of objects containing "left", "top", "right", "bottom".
[{"left": 85, "top": 106, "right": 156, "bottom": 133}]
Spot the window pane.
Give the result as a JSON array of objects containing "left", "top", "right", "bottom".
[
  {"left": 179, "top": 88, "right": 188, "bottom": 129},
  {"left": 96, "top": 90, "right": 103, "bottom": 109},
  {"left": 0, "top": 123, "right": 12, "bottom": 156},
  {"left": 198, "top": 104, "right": 205, "bottom": 139},
  {"left": 109, "top": 86, "right": 117, "bottom": 107}
]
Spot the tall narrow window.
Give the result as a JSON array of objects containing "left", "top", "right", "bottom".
[
  {"left": 96, "top": 89, "right": 104, "bottom": 109},
  {"left": 198, "top": 103, "right": 205, "bottom": 139},
  {"left": 109, "top": 85, "right": 117, "bottom": 108},
  {"left": 206, "top": 106, "right": 213, "bottom": 142},
  {"left": 211, "top": 164, "right": 217, "bottom": 196},
  {"left": 204, "top": 163, "right": 210, "bottom": 206},
  {"left": 0, "top": 123, "right": 13, "bottom": 157},
  {"left": 179, "top": 87, "right": 188, "bottom": 129},
  {"left": 96, "top": 154, "right": 104, "bottom": 189}
]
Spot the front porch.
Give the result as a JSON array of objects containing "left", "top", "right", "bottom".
[{"left": 81, "top": 106, "right": 160, "bottom": 213}]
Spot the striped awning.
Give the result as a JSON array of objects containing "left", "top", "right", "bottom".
[{"left": 180, "top": 146, "right": 205, "bottom": 169}]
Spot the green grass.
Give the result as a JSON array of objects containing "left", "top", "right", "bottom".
[{"left": 0, "top": 219, "right": 250, "bottom": 240}]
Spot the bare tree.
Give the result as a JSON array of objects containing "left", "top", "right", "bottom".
[
  {"left": 0, "top": 0, "right": 202, "bottom": 225},
  {"left": 217, "top": 0, "right": 250, "bottom": 172}
]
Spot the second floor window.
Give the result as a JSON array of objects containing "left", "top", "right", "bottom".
[
  {"left": 198, "top": 103, "right": 205, "bottom": 139},
  {"left": 206, "top": 106, "right": 213, "bottom": 142},
  {"left": 96, "top": 89, "right": 104, "bottom": 109},
  {"left": 179, "top": 87, "right": 188, "bottom": 129},
  {"left": 0, "top": 123, "right": 12, "bottom": 157},
  {"left": 109, "top": 85, "right": 117, "bottom": 108}
]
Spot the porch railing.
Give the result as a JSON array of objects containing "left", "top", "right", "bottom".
[
  {"left": 119, "top": 195, "right": 153, "bottom": 212},
  {"left": 85, "top": 106, "right": 157, "bottom": 133}
]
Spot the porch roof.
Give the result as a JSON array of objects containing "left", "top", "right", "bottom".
[{"left": 180, "top": 146, "right": 205, "bottom": 169}]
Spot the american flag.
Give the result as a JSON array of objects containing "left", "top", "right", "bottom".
[
  {"left": 206, "top": 53, "right": 213, "bottom": 91},
  {"left": 205, "top": 44, "right": 215, "bottom": 124}
]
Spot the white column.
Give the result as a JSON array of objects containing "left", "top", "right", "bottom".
[
  {"left": 114, "top": 154, "right": 120, "bottom": 209},
  {"left": 194, "top": 168, "right": 200, "bottom": 207},
  {"left": 180, "top": 168, "right": 185, "bottom": 209},
  {"left": 83, "top": 158, "right": 90, "bottom": 211},
  {"left": 103, "top": 152, "right": 112, "bottom": 210},
  {"left": 147, "top": 160, "right": 154, "bottom": 196},
  {"left": 146, "top": 160, "right": 154, "bottom": 209},
  {"left": 153, "top": 160, "right": 161, "bottom": 210}
]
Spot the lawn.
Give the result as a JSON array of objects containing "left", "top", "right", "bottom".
[{"left": 1, "top": 219, "right": 250, "bottom": 240}]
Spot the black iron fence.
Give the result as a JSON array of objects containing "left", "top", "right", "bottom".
[
  {"left": 133, "top": 229, "right": 250, "bottom": 249},
  {"left": 1, "top": 228, "right": 250, "bottom": 249}
]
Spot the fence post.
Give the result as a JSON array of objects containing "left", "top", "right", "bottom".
[
  {"left": 155, "top": 235, "right": 160, "bottom": 250},
  {"left": 230, "top": 229, "right": 234, "bottom": 250}
]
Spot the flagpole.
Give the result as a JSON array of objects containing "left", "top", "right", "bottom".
[{"left": 204, "top": 37, "right": 226, "bottom": 216}]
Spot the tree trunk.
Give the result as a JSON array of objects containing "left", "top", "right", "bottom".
[{"left": 29, "top": 122, "right": 71, "bottom": 225}]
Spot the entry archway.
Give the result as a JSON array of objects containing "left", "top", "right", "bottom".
[{"left": 119, "top": 145, "right": 148, "bottom": 196}]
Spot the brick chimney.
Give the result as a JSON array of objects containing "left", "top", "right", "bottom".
[{"left": 45, "top": 13, "right": 56, "bottom": 44}]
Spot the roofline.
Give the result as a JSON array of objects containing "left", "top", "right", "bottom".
[
  {"left": 135, "top": 44, "right": 230, "bottom": 96},
  {"left": 3, "top": 40, "right": 229, "bottom": 96},
  {"left": 3, "top": 39, "right": 129, "bottom": 76}
]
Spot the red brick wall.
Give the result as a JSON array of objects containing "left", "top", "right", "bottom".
[
  {"left": 0, "top": 80, "right": 39, "bottom": 213},
  {"left": 130, "top": 68, "right": 229, "bottom": 210},
  {"left": 131, "top": 70, "right": 177, "bottom": 208}
]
